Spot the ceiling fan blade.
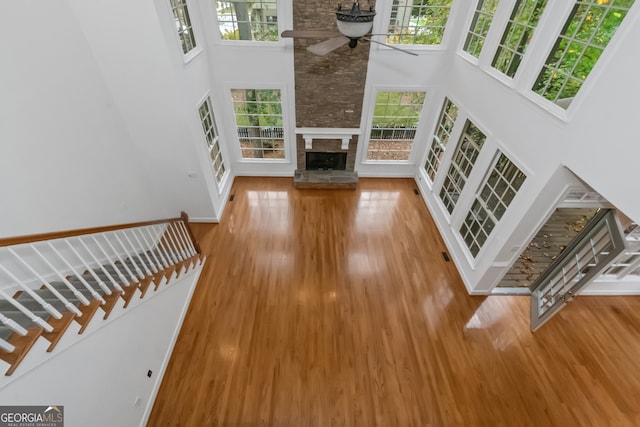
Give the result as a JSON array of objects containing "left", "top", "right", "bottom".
[
  {"left": 362, "top": 37, "right": 418, "bottom": 56},
  {"left": 281, "top": 30, "right": 341, "bottom": 39},
  {"left": 307, "top": 36, "right": 349, "bottom": 56}
]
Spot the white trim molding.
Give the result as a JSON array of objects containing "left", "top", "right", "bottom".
[{"left": 295, "top": 128, "right": 361, "bottom": 150}]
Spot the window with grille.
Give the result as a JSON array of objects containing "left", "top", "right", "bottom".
[
  {"left": 492, "top": 0, "right": 548, "bottom": 78},
  {"left": 231, "top": 89, "right": 285, "bottom": 159},
  {"left": 215, "top": 0, "right": 279, "bottom": 41},
  {"left": 533, "top": 0, "right": 635, "bottom": 108},
  {"left": 198, "top": 97, "right": 226, "bottom": 184},
  {"left": 463, "top": 0, "right": 500, "bottom": 58},
  {"left": 440, "top": 120, "right": 487, "bottom": 213},
  {"left": 170, "top": 0, "right": 197, "bottom": 54},
  {"left": 439, "top": 120, "right": 486, "bottom": 214},
  {"left": 386, "top": 0, "right": 453, "bottom": 45},
  {"left": 459, "top": 153, "right": 526, "bottom": 257},
  {"left": 425, "top": 98, "right": 459, "bottom": 181},
  {"left": 367, "top": 91, "right": 426, "bottom": 161}
]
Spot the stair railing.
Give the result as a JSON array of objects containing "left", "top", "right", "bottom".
[{"left": 0, "top": 213, "right": 202, "bottom": 375}]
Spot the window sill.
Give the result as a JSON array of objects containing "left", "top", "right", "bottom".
[{"left": 183, "top": 47, "right": 203, "bottom": 64}]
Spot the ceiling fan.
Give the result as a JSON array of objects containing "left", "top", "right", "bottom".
[{"left": 281, "top": 1, "right": 417, "bottom": 57}]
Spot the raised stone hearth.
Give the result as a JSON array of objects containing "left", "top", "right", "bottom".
[{"left": 294, "top": 170, "right": 358, "bottom": 190}]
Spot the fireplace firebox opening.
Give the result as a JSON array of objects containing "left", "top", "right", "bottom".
[{"left": 306, "top": 152, "right": 347, "bottom": 170}]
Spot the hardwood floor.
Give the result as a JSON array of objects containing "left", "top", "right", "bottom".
[{"left": 148, "top": 177, "right": 640, "bottom": 426}]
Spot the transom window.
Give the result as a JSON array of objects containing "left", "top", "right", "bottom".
[
  {"left": 439, "top": 120, "right": 486, "bottom": 214},
  {"left": 386, "top": 0, "right": 453, "bottom": 45},
  {"left": 463, "top": 0, "right": 500, "bottom": 58},
  {"left": 170, "top": 0, "right": 197, "bottom": 54},
  {"left": 215, "top": 0, "right": 278, "bottom": 41},
  {"left": 460, "top": 153, "right": 526, "bottom": 257},
  {"left": 367, "top": 91, "right": 426, "bottom": 161},
  {"left": 492, "top": 0, "right": 548, "bottom": 78},
  {"left": 231, "top": 89, "right": 285, "bottom": 159},
  {"left": 198, "top": 97, "right": 226, "bottom": 184},
  {"left": 533, "top": 0, "right": 635, "bottom": 107},
  {"left": 425, "top": 97, "right": 459, "bottom": 181}
]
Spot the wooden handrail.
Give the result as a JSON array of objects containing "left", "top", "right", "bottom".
[{"left": 0, "top": 216, "right": 190, "bottom": 248}]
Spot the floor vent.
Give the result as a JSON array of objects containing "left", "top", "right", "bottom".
[
  {"left": 229, "top": 194, "right": 235, "bottom": 202},
  {"left": 442, "top": 252, "right": 450, "bottom": 262},
  {"left": 414, "top": 188, "right": 419, "bottom": 195}
]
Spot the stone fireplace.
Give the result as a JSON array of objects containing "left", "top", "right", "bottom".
[
  {"left": 294, "top": 127, "right": 359, "bottom": 189},
  {"left": 295, "top": 127, "right": 360, "bottom": 171}
]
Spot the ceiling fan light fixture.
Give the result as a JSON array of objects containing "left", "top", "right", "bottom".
[{"left": 336, "top": 1, "right": 376, "bottom": 39}]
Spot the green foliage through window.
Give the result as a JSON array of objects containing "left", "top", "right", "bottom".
[
  {"left": 425, "top": 98, "right": 459, "bottom": 181},
  {"left": 368, "top": 91, "right": 426, "bottom": 161},
  {"left": 533, "top": 0, "right": 635, "bottom": 107},
  {"left": 493, "top": 0, "right": 548, "bottom": 78},
  {"left": 464, "top": 0, "right": 500, "bottom": 58},
  {"left": 387, "top": 0, "right": 453, "bottom": 45},
  {"left": 231, "top": 89, "right": 284, "bottom": 159},
  {"left": 216, "top": 1, "right": 279, "bottom": 41}
]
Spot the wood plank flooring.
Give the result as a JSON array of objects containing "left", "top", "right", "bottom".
[{"left": 148, "top": 177, "right": 640, "bottom": 426}]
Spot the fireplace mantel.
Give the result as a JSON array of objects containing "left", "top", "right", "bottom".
[{"left": 295, "top": 127, "right": 361, "bottom": 150}]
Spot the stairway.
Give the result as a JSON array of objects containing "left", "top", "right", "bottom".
[{"left": 0, "top": 217, "right": 204, "bottom": 376}]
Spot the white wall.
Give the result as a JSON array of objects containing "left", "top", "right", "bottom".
[
  {"left": 0, "top": 0, "right": 169, "bottom": 238},
  {"left": 0, "top": 267, "right": 201, "bottom": 427},
  {"left": 67, "top": 0, "right": 228, "bottom": 223}
]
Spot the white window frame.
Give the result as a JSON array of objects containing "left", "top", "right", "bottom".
[
  {"left": 424, "top": 97, "right": 459, "bottom": 183},
  {"left": 382, "top": 0, "right": 455, "bottom": 48},
  {"left": 459, "top": 151, "right": 527, "bottom": 258},
  {"left": 438, "top": 119, "right": 487, "bottom": 216},
  {"left": 198, "top": 96, "right": 228, "bottom": 189},
  {"left": 229, "top": 86, "right": 292, "bottom": 163},
  {"left": 463, "top": 0, "right": 501, "bottom": 58},
  {"left": 212, "top": 0, "right": 289, "bottom": 46},
  {"left": 169, "top": 0, "right": 202, "bottom": 61},
  {"left": 363, "top": 90, "right": 427, "bottom": 163}
]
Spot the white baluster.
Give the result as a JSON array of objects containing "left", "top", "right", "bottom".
[
  {"left": 0, "top": 289, "right": 54, "bottom": 332},
  {"left": 143, "top": 227, "right": 169, "bottom": 269},
  {"left": 156, "top": 225, "right": 178, "bottom": 264},
  {"left": 119, "top": 231, "right": 148, "bottom": 276},
  {"left": 93, "top": 234, "right": 134, "bottom": 285},
  {"left": 112, "top": 233, "right": 144, "bottom": 280},
  {"left": 131, "top": 228, "right": 158, "bottom": 273},
  {"left": 75, "top": 239, "right": 124, "bottom": 292},
  {"left": 7, "top": 248, "right": 82, "bottom": 317},
  {"left": 178, "top": 221, "right": 197, "bottom": 256},
  {"left": 0, "top": 337, "right": 15, "bottom": 353},
  {"left": 168, "top": 223, "right": 187, "bottom": 260},
  {"left": 139, "top": 228, "right": 165, "bottom": 270},
  {"left": 89, "top": 235, "right": 130, "bottom": 286},
  {"left": 0, "top": 265, "right": 62, "bottom": 319},
  {"left": 47, "top": 242, "right": 106, "bottom": 304},
  {"left": 0, "top": 312, "right": 29, "bottom": 336},
  {"left": 64, "top": 241, "right": 112, "bottom": 295},
  {"left": 30, "top": 244, "right": 91, "bottom": 306}
]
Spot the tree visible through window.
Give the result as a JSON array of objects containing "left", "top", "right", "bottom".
[
  {"left": 439, "top": 120, "right": 486, "bottom": 214},
  {"left": 463, "top": 0, "right": 500, "bottom": 58},
  {"left": 493, "top": 0, "right": 548, "bottom": 78},
  {"left": 231, "top": 89, "right": 285, "bottom": 159},
  {"left": 425, "top": 97, "right": 459, "bottom": 181},
  {"left": 460, "top": 153, "right": 526, "bottom": 257},
  {"left": 170, "top": 0, "right": 197, "bottom": 54},
  {"left": 367, "top": 91, "right": 426, "bottom": 161},
  {"left": 386, "top": 0, "right": 453, "bottom": 45},
  {"left": 533, "top": 0, "right": 635, "bottom": 107},
  {"left": 198, "top": 97, "right": 226, "bottom": 184},
  {"left": 215, "top": 1, "right": 279, "bottom": 41}
]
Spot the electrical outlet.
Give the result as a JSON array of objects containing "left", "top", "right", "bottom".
[
  {"left": 147, "top": 370, "right": 152, "bottom": 378},
  {"left": 134, "top": 396, "right": 142, "bottom": 406}
]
